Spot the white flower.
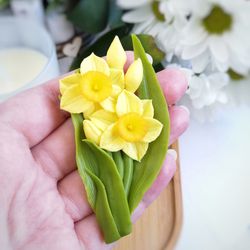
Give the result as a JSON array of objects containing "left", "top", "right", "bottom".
[
  {"left": 225, "top": 72, "right": 250, "bottom": 106},
  {"left": 164, "top": 63, "right": 229, "bottom": 122},
  {"left": 117, "top": 0, "right": 250, "bottom": 122},
  {"left": 181, "top": 70, "right": 229, "bottom": 122},
  {"left": 188, "top": 72, "right": 229, "bottom": 109},
  {"left": 176, "top": 0, "right": 250, "bottom": 75},
  {"left": 117, "top": 0, "right": 150, "bottom": 9},
  {"left": 118, "top": 0, "right": 186, "bottom": 60}
]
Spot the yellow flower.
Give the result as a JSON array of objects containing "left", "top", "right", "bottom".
[
  {"left": 83, "top": 90, "right": 163, "bottom": 161},
  {"left": 60, "top": 36, "right": 143, "bottom": 115}
]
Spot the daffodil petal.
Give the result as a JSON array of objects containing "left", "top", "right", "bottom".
[
  {"left": 100, "top": 96, "right": 116, "bottom": 112},
  {"left": 125, "top": 58, "right": 143, "bottom": 93},
  {"left": 59, "top": 73, "right": 82, "bottom": 95},
  {"left": 116, "top": 90, "right": 143, "bottom": 117},
  {"left": 100, "top": 124, "right": 126, "bottom": 151},
  {"left": 90, "top": 110, "right": 117, "bottom": 131},
  {"left": 143, "top": 118, "right": 163, "bottom": 143},
  {"left": 83, "top": 103, "right": 101, "bottom": 119},
  {"left": 107, "top": 36, "right": 127, "bottom": 70},
  {"left": 111, "top": 84, "right": 122, "bottom": 97},
  {"left": 80, "top": 53, "right": 110, "bottom": 76},
  {"left": 110, "top": 68, "right": 125, "bottom": 89},
  {"left": 60, "top": 85, "right": 94, "bottom": 113},
  {"left": 83, "top": 120, "right": 102, "bottom": 144},
  {"left": 123, "top": 142, "right": 148, "bottom": 161},
  {"left": 142, "top": 100, "right": 154, "bottom": 118}
]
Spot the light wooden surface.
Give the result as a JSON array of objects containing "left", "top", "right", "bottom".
[{"left": 115, "top": 142, "right": 182, "bottom": 250}]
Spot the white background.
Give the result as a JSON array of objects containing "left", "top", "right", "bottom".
[{"left": 176, "top": 106, "right": 250, "bottom": 250}]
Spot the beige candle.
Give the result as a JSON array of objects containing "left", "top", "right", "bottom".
[{"left": 0, "top": 47, "right": 48, "bottom": 94}]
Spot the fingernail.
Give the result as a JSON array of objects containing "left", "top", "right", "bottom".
[
  {"left": 168, "top": 149, "right": 177, "bottom": 161},
  {"left": 179, "top": 105, "right": 190, "bottom": 115}
]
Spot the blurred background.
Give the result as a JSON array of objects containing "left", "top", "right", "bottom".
[{"left": 0, "top": 0, "right": 250, "bottom": 249}]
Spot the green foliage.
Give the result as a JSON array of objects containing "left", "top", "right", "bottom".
[
  {"left": 70, "top": 35, "right": 169, "bottom": 242},
  {"left": 122, "top": 152, "right": 134, "bottom": 197},
  {"left": 0, "top": 0, "right": 9, "bottom": 9},
  {"left": 112, "top": 151, "right": 124, "bottom": 179},
  {"left": 71, "top": 28, "right": 165, "bottom": 70},
  {"left": 70, "top": 25, "right": 132, "bottom": 70},
  {"left": 128, "top": 35, "right": 170, "bottom": 212},
  {"left": 67, "top": 0, "right": 109, "bottom": 33},
  {"left": 108, "top": 0, "right": 124, "bottom": 29},
  {"left": 121, "top": 34, "right": 165, "bottom": 66},
  {"left": 71, "top": 114, "right": 132, "bottom": 243},
  {"left": 67, "top": 0, "right": 124, "bottom": 33}
]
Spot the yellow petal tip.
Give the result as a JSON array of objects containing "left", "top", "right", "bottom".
[
  {"left": 107, "top": 36, "right": 127, "bottom": 70},
  {"left": 125, "top": 58, "right": 143, "bottom": 93},
  {"left": 80, "top": 53, "right": 110, "bottom": 75}
]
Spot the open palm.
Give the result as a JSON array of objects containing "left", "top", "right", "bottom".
[{"left": 0, "top": 56, "right": 189, "bottom": 250}]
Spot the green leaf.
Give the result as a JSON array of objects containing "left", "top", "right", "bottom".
[
  {"left": 112, "top": 151, "right": 124, "bottom": 179},
  {"left": 128, "top": 35, "right": 170, "bottom": 212},
  {"left": 70, "top": 25, "right": 132, "bottom": 70},
  {"left": 121, "top": 34, "right": 165, "bottom": 66},
  {"left": 71, "top": 114, "right": 132, "bottom": 243},
  {"left": 108, "top": 0, "right": 124, "bottom": 29},
  {"left": 67, "top": 0, "right": 109, "bottom": 33},
  {"left": 0, "top": 0, "right": 9, "bottom": 9},
  {"left": 123, "top": 152, "right": 134, "bottom": 197}
]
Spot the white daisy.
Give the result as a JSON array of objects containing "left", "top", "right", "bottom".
[
  {"left": 163, "top": 63, "right": 227, "bottom": 122},
  {"left": 225, "top": 71, "right": 250, "bottom": 106},
  {"left": 176, "top": 0, "right": 250, "bottom": 75},
  {"left": 118, "top": 0, "right": 186, "bottom": 60},
  {"left": 181, "top": 70, "right": 229, "bottom": 122},
  {"left": 188, "top": 72, "right": 228, "bottom": 109},
  {"left": 117, "top": 0, "right": 150, "bottom": 10}
]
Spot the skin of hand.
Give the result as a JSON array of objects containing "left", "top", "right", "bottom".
[{"left": 0, "top": 52, "right": 189, "bottom": 250}]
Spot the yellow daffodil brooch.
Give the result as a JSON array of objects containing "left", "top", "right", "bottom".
[{"left": 59, "top": 35, "right": 170, "bottom": 243}]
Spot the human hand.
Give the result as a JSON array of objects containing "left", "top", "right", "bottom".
[{"left": 0, "top": 53, "right": 189, "bottom": 250}]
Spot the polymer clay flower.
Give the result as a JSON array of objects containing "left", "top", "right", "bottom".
[
  {"left": 60, "top": 36, "right": 143, "bottom": 115},
  {"left": 84, "top": 90, "right": 163, "bottom": 161},
  {"left": 58, "top": 35, "right": 170, "bottom": 243}
]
